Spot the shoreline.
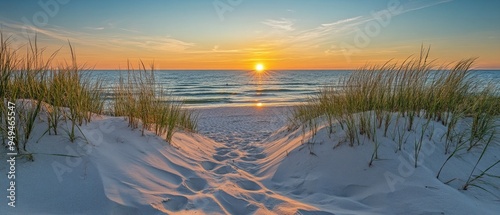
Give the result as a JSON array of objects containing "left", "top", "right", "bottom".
[
  {"left": 178, "top": 100, "right": 307, "bottom": 110},
  {"left": 193, "top": 105, "right": 293, "bottom": 145}
]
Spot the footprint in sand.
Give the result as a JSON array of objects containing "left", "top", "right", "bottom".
[
  {"left": 184, "top": 177, "right": 208, "bottom": 192},
  {"left": 215, "top": 148, "right": 231, "bottom": 156},
  {"left": 252, "top": 153, "right": 266, "bottom": 159},
  {"left": 241, "top": 153, "right": 266, "bottom": 162},
  {"left": 213, "top": 154, "right": 230, "bottom": 162},
  {"left": 201, "top": 161, "right": 218, "bottom": 171},
  {"left": 241, "top": 156, "right": 257, "bottom": 162},
  {"left": 228, "top": 151, "right": 240, "bottom": 158},
  {"left": 235, "top": 178, "right": 262, "bottom": 191},
  {"left": 213, "top": 165, "right": 235, "bottom": 175},
  {"left": 213, "top": 147, "right": 241, "bottom": 161},
  {"left": 214, "top": 190, "right": 259, "bottom": 215},
  {"left": 243, "top": 145, "right": 260, "bottom": 153}
]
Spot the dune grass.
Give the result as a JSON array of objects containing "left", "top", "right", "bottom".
[
  {"left": 0, "top": 35, "right": 104, "bottom": 150},
  {"left": 292, "top": 47, "right": 500, "bottom": 190},
  {"left": 112, "top": 61, "right": 197, "bottom": 142},
  {"left": 1, "top": 34, "right": 196, "bottom": 153}
]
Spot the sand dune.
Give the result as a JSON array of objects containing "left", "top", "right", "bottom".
[{"left": 1, "top": 107, "right": 499, "bottom": 214}]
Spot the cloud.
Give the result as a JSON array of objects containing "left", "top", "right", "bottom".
[
  {"left": 257, "top": 0, "right": 453, "bottom": 54},
  {"left": 262, "top": 18, "right": 295, "bottom": 31},
  {"left": 85, "top": 26, "right": 105, "bottom": 31},
  {"left": 401, "top": 0, "right": 453, "bottom": 14},
  {"left": 0, "top": 21, "right": 82, "bottom": 43},
  {"left": 187, "top": 45, "right": 243, "bottom": 54},
  {"left": 286, "top": 16, "right": 364, "bottom": 44},
  {"left": 117, "top": 27, "right": 141, "bottom": 34},
  {"left": 110, "top": 36, "right": 195, "bottom": 52},
  {"left": 321, "top": 16, "right": 364, "bottom": 27},
  {"left": 0, "top": 19, "right": 195, "bottom": 53}
]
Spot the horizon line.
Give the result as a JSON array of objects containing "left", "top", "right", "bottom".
[{"left": 86, "top": 68, "right": 500, "bottom": 71}]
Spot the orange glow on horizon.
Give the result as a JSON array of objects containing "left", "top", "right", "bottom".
[{"left": 31, "top": 44, "right": 500, "bottom": 70}]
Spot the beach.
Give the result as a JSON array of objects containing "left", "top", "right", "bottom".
[
  {"left": 1, "top": 104, "right": 499, "bottom": 214},
  {"left": 1, "top": 1, "right": 500, "bottom": 213}
]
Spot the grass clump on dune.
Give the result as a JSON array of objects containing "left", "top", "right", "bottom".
[
  {"left": 292, "top": 47, "right": 500, "bottom": 190},
  {"left": 1, "top": 34, "right": 196, "bottom": 154},
  {"left": 112, "top": 61, "right": 197, "bottom": 143},
  {"left": 0, "top": 34, "right": 104, "bottom": 151}
]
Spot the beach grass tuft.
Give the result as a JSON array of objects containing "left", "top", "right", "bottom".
[
  {"left": 112, "top": 61, "right": 197, "bottom": 142},
  {"left": 1, "top": 33, "right": 196, "bottom": 152},
  {"left": 292, "top": 47, "right": 500, "bottom": 189}
]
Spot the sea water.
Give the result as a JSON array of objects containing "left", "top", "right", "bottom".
[{"left": 90, "top": 70, "right": 500, "bottom": 108}]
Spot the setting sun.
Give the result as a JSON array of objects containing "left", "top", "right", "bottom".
[{"left": 255, "top": 63, "right": 265, "bottom": 72}]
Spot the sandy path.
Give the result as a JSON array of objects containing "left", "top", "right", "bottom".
[
  {"left": 187, "top": 106, "right": 324, "bottom": 214},
  {"left": 194, "top": 106, "right": 290, "bottom": 144},
  {"left": 195, "top": 106, "right": 290, "bottom": 173}
]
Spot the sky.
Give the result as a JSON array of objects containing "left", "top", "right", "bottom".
[{"left": 0, "top": 0, "right": 499, "bottom": 70}]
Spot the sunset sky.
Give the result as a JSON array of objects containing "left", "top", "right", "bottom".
[{"left": 0, "top": 0, "right": 499, "bottom": 70}]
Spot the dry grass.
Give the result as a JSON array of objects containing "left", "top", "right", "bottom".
[
  {"left": 112, "top": 61, "right": 197, "bottom": 142},
  {"left": 1, "top": 33, "right": 196, "bottom": 152},
  {"left": 292, "top": 47, "right": 500, "bottom": 188}
]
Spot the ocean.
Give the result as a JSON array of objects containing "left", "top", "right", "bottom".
[{"left": 91, "top": 70, "right": 500, "bottom": 108}]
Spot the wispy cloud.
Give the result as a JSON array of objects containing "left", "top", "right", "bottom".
[
  {"left": 0, "top": 19, "right": 195, "bottom": 53},
  {"left": 262, "top": 18, "right": 295, "bottom": 31},
  {"left": 291, "top": 16, "right": 364, "bottom": 43},
  {"left": 109, "top": 36, "right": 194, "bottom": 52},
  {"left": 187, "top": 45, "right": 243, "bottom": 54},
  {"left": 211, "top": 45, "right": 240, "bottom": 53},
  {"left": 117, "top": 27, "right": 142, "bottom": 34},
  {"left": 0, "top": 21, "right": 82, "bottom": 43},
  {"left": 401, "top": 0, "right": 453, "bottom": 14},
  {"left": 257, "top": 0, "right": 453, "bottom": 57},
  {"left": 85, "top": 26, "right": 105, "bottom": 31},
  {"left": 321, "top": 16, "right": 364, "bottom": 27}
]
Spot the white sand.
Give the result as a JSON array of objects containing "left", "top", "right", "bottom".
[{"left": 1, "top": 106, "right": 499, "bottom": 214}]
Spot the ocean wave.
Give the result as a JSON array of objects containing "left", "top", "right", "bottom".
[{"left": 183, "top": 98, "right": 233, "bottom": 104}]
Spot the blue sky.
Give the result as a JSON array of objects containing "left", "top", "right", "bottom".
[{"left": 0, "top": 0, "right": 499, "bottom": 69}]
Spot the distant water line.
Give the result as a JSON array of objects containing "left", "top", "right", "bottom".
[{"left": 87, "top": 70, "right": 500, "bottom": 108}]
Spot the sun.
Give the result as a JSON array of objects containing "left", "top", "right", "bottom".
[{"left": 255, "top": 63, "right": 265, "bottom": 72}]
